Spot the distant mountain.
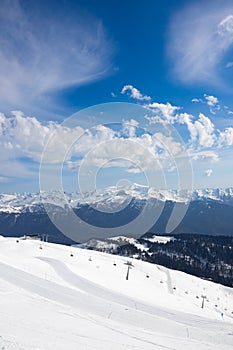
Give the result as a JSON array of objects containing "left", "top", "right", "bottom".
[
  {"left": 1, "top": 184, "right": 233, "bottom": 213},
  {"left": 0, "top": 184, "right": 233, "bottom": 243}
]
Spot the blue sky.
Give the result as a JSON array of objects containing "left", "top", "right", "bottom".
[{"left": 0, "top": 0, "right": 233, "bottom": 193}]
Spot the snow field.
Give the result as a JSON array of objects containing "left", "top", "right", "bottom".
[{"left": 0, "top": 236, "right": 232, "bottom": 350}]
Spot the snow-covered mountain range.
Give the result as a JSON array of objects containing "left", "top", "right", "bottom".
[
  {"left": 1, "top": 184, "right": 233, "bottom": 241},
  {"left": 1, "top": 184, "right": 233, "bottom": 213},
  {"left": 0, "top": 236, "right": 232, "bottom": 350}
]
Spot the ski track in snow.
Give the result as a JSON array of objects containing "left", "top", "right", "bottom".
[
  {"left": 0, "top": 260, "right": 178, "bottom": 350},
  {"left": 0, "top": 259, "right": 231, "bottom": 349},
  {"left": 157, "top": 266, "right": 174, "bottom": 295},
  {"left": 0, "top": 239, "right": 232, "bottom": 349}
]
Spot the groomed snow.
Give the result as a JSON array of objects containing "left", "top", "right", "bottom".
[{"left": 0, "top": 236, "right": 232, "bottom": 350}]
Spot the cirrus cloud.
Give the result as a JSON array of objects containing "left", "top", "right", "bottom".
[
  {"left": 167, "top": 1, "right": 233, "bottom": 86},
  {"left": 0, "top": 0, "right": 113, "bottom": 115}
]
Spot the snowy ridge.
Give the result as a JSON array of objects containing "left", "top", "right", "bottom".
[
  {"left": 75, "top": 235, "right": 176, "bottom": 252},
  {"left": 1, "top": 184, "right": 233, "bottom": 213},
  {"left": 0, "top": 236, "right": 232, "bottom": 350},
  {"left": 75, "top": 235, "right": 151, "bottom": 252},
  {"left": 144, "top": 235, "right": 176, "bottom": 244}
]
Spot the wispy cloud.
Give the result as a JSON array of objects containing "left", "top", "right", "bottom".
[
  {"left": 167, "top": 1, "right": 233, "bottom": 86},
  {"left": 191, "top": 94, "right": 220, "bottom": 114},
  {"left": 0, "top": 0, "right": 113, "bottom": 114}
]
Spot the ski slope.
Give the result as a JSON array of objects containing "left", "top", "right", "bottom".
[{"left": 0, "top": 236, "right": 232, "bottom": 349}]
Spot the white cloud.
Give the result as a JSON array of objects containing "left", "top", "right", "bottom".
[
  {"left": 77, "top": 136, "right": 168, "bottom": 183},
  {"left": 145, "top": 101, "right": 180, "bottom": 127},
  {"left": 192, "top": 98, "right": 203, "bottom": 103},
  {"left": 194, "top": 113, "right": 216, "bottom": 147},
  {"left": 121, "top": 85, "right": 151, "bottom": 101},
  {"left": 0, "top": 111, "right": 186, "bottom": 182},
  {"left": 204, "top": 94, "right": 220, "bottom": 115},
  {"left": 0, "top": 111, "right": 51, "bottom": 162},
  {"left": 204, "top": 169, "right": 213, "bottom": 177},
  {"left": 151, "top": 133, "right": 182, "bottom": 158},
  {"left": 204, "top": 94, "right": 219, "bottom": 107},
  {"left": 0, "top": 0, "right": 113, "bottom": 114},
  {"left": 192, "top": 151, "right": 219, "bottom": 163},
  {"left": 1, "top": 87, "right": 233, "bottom": 189},
  {"left": 0, "top": 113, "right": 145, "bottom": 174},
  {"left": 178, "top": 109, "right": 233, "bottom": 154},
  {"left": 0, "top": 111, "right": 85, "bottom": 165},
  {"left": 191, "top": 94, "right": 220, "bottom": 114},
  {"left": 218, "top": 127, "right": 233, "bottom": 146},
  {"left": 168, "top": 2, "right": 233, "bottom": 86},
  {"left": 122, "top": 119, "right": 139, "bottom": 138},
  {"left": 2, "top": 111, "right": 166, "bottom": 187},
  {"left": 147, "top": 102, "right": 179, "bottom": 124},
  {"left": 178, "top": 112, "right": 216, "bottom": 148}
]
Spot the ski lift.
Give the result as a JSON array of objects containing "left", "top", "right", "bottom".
[{"left": 124, "top": 261, "right": 134, "bottom": 280}]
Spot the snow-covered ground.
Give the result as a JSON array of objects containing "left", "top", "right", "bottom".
[{"left": 0, "top": 236, "right": 232, "bottom": 350}]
